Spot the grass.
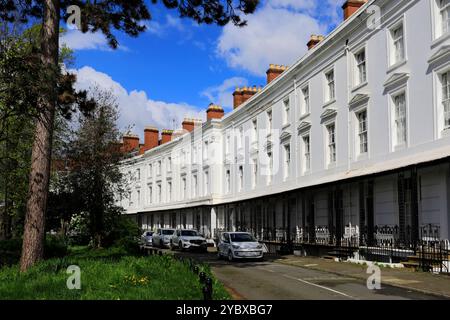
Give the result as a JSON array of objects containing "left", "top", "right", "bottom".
[{"left": 0, "top": 246, "right": 230, "bottom": 300}]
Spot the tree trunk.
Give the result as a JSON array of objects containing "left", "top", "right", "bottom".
[{"left": 20, "top": 0, "right": 60, "bottom": 272}]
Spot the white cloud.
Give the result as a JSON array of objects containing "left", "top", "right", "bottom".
[
  {"left": 217, "top": 4, "right": 326, "bottom": 75},
  {"left": 201, "top": 77, "right": 248, "bottom": 110},
  {"left": 60, "top": 30, "right": 110, "bottom": 51},
  {"left": 216, "top": 0, "right": 348, "bottom": 75},
  {"left": 71, "top": 66, "right": 204, "bottom": 139}
]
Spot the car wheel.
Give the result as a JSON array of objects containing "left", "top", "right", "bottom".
[{"left": 228, "top": 251, "right": 234, "bottom": 262}]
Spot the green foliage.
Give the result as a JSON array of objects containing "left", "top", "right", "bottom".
[{"left": 0, "top": 247, "right": 231, "bottom": 300}]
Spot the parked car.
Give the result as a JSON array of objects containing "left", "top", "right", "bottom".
[
  {"left": 170, "top": 229, "right": 208, "bottom": 252},
  {"left": 217, "top": 232, "right": 264, "bottom": 261},
  {"left": 152, "top": 228, "right": 175, "bottom": 248},
  {"left": 141, "top": 230, "right": 154, "bottom": 246}
]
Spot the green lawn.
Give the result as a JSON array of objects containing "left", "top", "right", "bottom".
[{"left": 0, "top": 246, "right": 230, "bottom": 300}]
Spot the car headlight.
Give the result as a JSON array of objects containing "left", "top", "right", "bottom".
[
  {"left": 256, "top": 244, "right": 263, "bottom": 249},
  {"left": 232, "top": 244, "right": 240, "bottom": 249}
]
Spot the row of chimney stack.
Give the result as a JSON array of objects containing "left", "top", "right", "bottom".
[{"left": 121, "top": 1, "right": 367, "bottom": 154}]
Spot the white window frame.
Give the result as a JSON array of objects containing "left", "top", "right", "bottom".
[
  {"left": 267, "top": 151, "right": 273, "bottom": 185},
  {"left": 301, "top": 84, "right": 310, "bottom": 115},
  {"left": 193, "top": 174, "right": 198, "bottom": 198},
  {"left": 148, "top": 184, "right": 153, "bottom": 204},
  {"left": 238, "top": 165, "right": 244, "bottom": 192},
  {"left": 137, "top": 189, "right": 141, "bottom": 206},
  {"left": 225, "top": 169, "right": 231, "bottom": 194},
  {"left": 157, "top": 183, "right": 162, "bottom": 203},
  {"left": 267, "top": 110, "right": 273, "bottom": 134},
  {"left": 354, "top": 47, "right": 367, "bottom": 87},
  {"left": 167, "top": 181, "right": 172, "bottom": 202},
  {"left": 388, "top": 19, "right": 406, "bottom": 68},
  {"left": 435, "top": 66, "right": 450, "bottom": 137},
  {"left": 252, "top": 158, "right": 258, "bottom": 189},
  {"left": 136, "top": 168, "right": 141, "bottom": 181},
  {"left": 390, "top": 89, "right": 408, "bottom": 150},
  {"left": 433, "top": 0, "right": 450, "bottom": 40},
  {"left": 356, "top": 108, "right": 368, "bottom": 156},
  {"left": 283, "top": 143, "right": 291, "bottom": 180},
  {"left": 324, "top": 68, "right": 336, "bottom": 103},
  {"left": 252, "top": 119, "right": 258, "bottom": 143},
  {"left": 181, "top": 176, "right": 187, "bottom": 200},
  {"left": 325, "top": 123, "right": 337, "bottom": 166},
  {"left": 283, "top": 98, "right": 290, "bottom": 126},
  {"left": 148, "top": 163, "right": 153, "bottom": 178},
  {"left": 167, "top": 157, "right": 172, "bottom": 172},
  {"left": 301, "top": 134, "right": 311, "bottom": 174},
  {"left": 204, "top": 170, "right": 209, "bottom": 196}
]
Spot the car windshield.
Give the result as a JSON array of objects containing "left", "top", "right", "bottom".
[
  {"left": 230, "top": 233, "right": 255, "bottom": 242},
  {"left": 146, "top": 232, "right": 153, "bottom": 236},
  {"left": 181, "top": 230, "right": 198, "bottom": 237},
  {"left": 162, "top": 230, "right": 174, "bottom": 235}
]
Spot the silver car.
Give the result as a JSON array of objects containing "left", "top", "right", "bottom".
[
  {"left": 141, "top": 230, "right": 154, "bottom": 246},
  {"left": 170, "top": 229, "right": 207, "bottom": 252},
  {"left": 151, "top": 228, "right": 175, "bottom": 248},
  {"left": 217, "top": 232, "right": 264, "bottom": 261}
]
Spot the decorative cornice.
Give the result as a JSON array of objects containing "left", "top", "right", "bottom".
[
  {"left": 383, "top": 73, "right": 409, "bottom": 89},
  {"left": 320, "top": 108, "right": 338, "bottom": 122},
  {"left": 297, "top": 121, "right": 312, "bottom": 135},
  {"left": 349, "top": 93, "right": 370, "bottom": 108},
  {"left": 428, "top": 45, "right": 450, "bottom": 65},
  {"left": 279, "top": 130, "right": 292, "bottom": 143}
]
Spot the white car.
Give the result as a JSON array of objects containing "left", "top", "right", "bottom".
[
  {"left": 151, "top": 228, "right": 175, "bottom": 248},
  {"left": 170, "top": 229, "right": 208, "bottom": 252},
  {"left": 141, "top": 230, "right": 154, "bottom": 246},
  {"left": 217, "top": 232, "right": 264, "bottom": 261}
]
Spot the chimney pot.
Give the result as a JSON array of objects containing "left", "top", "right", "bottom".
[
  {"left": 342, "top": 0, "right": 367, "bottom": 21},
  {"left": 207, "top": 103, "right": 225, "bottom": 120},
  {"left": 307, "top": 34, "right": 324, "bottom": 50},
  {"left": 266, "top": 64, "right": 288, "bottom": 84}
]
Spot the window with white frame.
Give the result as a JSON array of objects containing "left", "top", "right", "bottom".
[
  {"left": 252, "top": 159, "right": 258, "bottom": 188},
  {"left": 355, "top": 48, "right": 367, "bottom": 86},
  {"left": 393, "top": 92, "right": 407, "bottom": 147},
  {"left": 283, "top": 98, "right": 290, "bottom": 125},
  {"left": 390, "top": 23, "right": 405, "bottom": 66},
  {"left": 167, "top": 157, "right": 172, "bottom": 172},
  {"left": 226, "top": 134, "right": 230, "bottom": 154},
  {"left": 325, "top": 69, "right": 335, "bottom": 102},
  {"left": 137, "top": 189, "right": 141, "bottom": 206},
  {"left": 284, "top": 144, "right": 291, "bottom": 179},
  {"left": 157, "top": 160, "right": 161, "bottom": 175},
  {"left": 238, "top": 166, "right": 243, "bottom": 191},
  {"left": 252, "top": 119, "right": 258, "bottom": 143},
  {"left": 192, "top": 147, "right": 197, "bottom": 164},
  {"left": 238, "top": 126, "right": 243, "bottom": 149},
  {"left": 204, "top": 170, "right": 209, "bottom": 196},
  {"left": 203, "top": 141, "right": 209, "bottom": 160},
  {"left": 167, "top": 181, "right": 172, "bottom": 202},
  {"left": 136, "top": 168, "right": 141, "bottom": 181},
  {"left": 157, "top": 183, "right": 162, "bottom": 203},
  {"left": 226, "top": 169, "right": 231, "bottom": 193},
  {"left": 326, "top": 123, "right": 336, "bottom": 165},
  {"left": 148, "top": 163, "right": 153, "bottom": 177},
  {"left": 181, "top": 177, "right": 186, "bottom": 200},
  {"left": 442, "top": 71, "right": 450, "bottom": 130},
  {"left": 267, "top": 110, "right": 272, "bottom": 133},
  {"left": 302, "top": 135, "right": 311, "bottom": 173},
  {"left": 148, "top": 185, "right": 153, "bottom": 204},
  {"left": 357, "top": 110, "right": 368, "bottom": 155},
  {"left": 301, "top": 85, "right": 310, "bottom": 115},
  {"left": 439, "top": 0, "right": 450, "bottom": 36},
  {"left": 128, "top": 191, "right": 132, "bottom": 207},
  {"left": 267, "top": 151, "right": 273, "bottom": 185},
  {"left": 193, "top": 174, "right": 198, "bottom": 197}
]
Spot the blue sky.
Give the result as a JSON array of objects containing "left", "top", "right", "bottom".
[{"left": 62, "top": 0, "right": 346, "bottom": 138}]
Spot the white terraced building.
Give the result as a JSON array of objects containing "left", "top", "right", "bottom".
[{"left": 119, "top": 0, "right": 450, "bottom": 264}]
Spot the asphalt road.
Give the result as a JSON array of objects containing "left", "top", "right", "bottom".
[{"left": 145, "top": 246, "right": 445, "bottom": 300}]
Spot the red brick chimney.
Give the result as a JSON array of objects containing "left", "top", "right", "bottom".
[
  {"left": 266, "top": 64, "right": 288, "bottom": 84},
  {"left": 307, "top": 35, "right": 324, "bottom": 50},
  {"left": 206, "top": 104, "right": 224, "bottom": 120},
  {"left": 161, "top": 129, "right": 173, "bottom": 144},
  {"left": 342, "top": 0, "right": 367, "bottom": 21},
  {"left": 182, "top": 118, "right": 195, "bottom": 132},
  {"left": 143, "top": 126, "right": 159, "bottom": 152},
  {"left": 122, "top": 134, "right": 140, "bottom": 153},
  {"left": 232, "top": 86, "right": 261, "bottom": 109}
]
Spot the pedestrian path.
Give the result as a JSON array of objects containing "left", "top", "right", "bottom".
[{"left": 276, "top": 255, "right": 450, "bottom": 298}]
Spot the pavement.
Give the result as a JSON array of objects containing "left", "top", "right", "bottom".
[{"left": 142, "top": 246, "right": 450, "bottom": 300}]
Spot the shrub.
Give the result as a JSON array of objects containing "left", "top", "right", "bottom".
[{"left": 44, "top": 234, "right": 68, "bottom": 259}]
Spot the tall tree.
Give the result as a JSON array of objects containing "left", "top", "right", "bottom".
[{"left": 1, "top": 0, "right": 259, "bottom": 271}]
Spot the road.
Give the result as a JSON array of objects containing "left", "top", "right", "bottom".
[{"left": 145, "top": 246, "right": 445, "bottom": 300}]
